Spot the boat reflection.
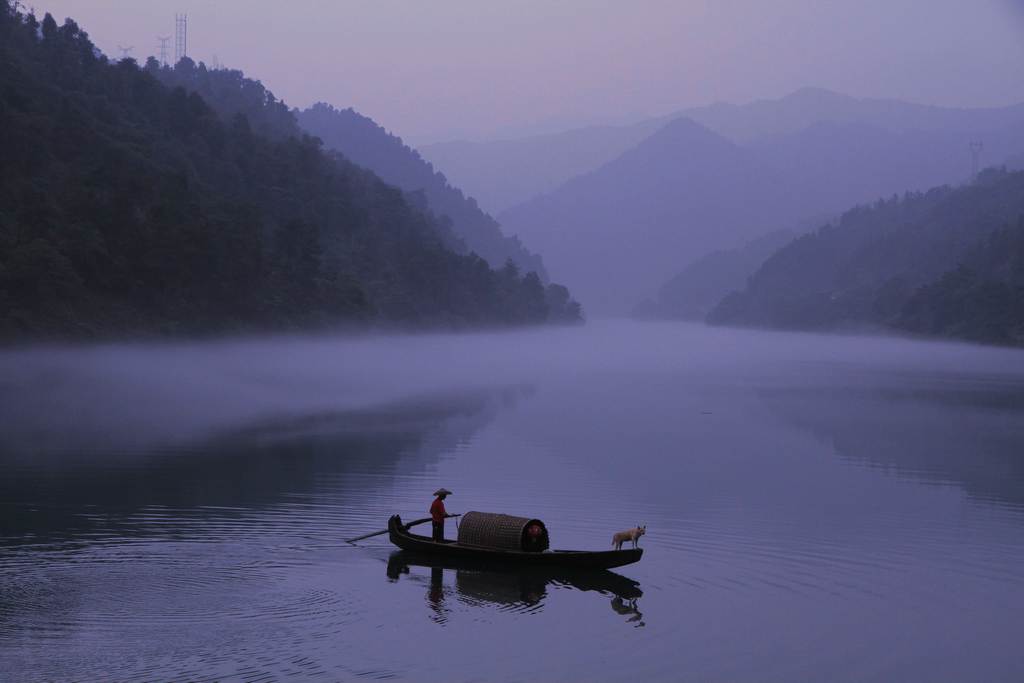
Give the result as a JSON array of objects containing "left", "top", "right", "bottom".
[{"left": 386, "top": 551, "right": 644, "bottom": 626}]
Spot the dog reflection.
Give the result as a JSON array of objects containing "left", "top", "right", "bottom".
[{"left": 610, "top": 595, "right": 645, "bottom": 627}]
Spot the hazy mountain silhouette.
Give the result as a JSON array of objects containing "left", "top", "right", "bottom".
[
  {"left": 497, "top": 118, "right": 799, "bottom": 313},
  {"left": 684, "top": 86, "right": 1024, "bottom": 142},
  {"left": 419, "top": 121, "right": 665, "bottom": 214},
  {"left": 296, "top": 103, "right": 546, "bottom": 277},
  {"left": 495, "top": 99, "right": 1024, "bottom": 313},
  {"left": 424, "top": 87, "right": 1024, "bottom": 217},
  {"left": 635, "top": 230, "right": 795, "bottom": 321}
]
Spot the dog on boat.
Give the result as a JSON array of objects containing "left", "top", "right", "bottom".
[{"left": 612, "top": 525, "right": 646, "bottom": 550}]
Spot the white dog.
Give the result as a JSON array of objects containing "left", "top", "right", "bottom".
[{"left": 612, "top": 525, "right": 646, "bottom": 550}]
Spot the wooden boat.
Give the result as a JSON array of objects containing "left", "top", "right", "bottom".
[{"left": 387, "top": 513, "right": 643, "bottom": 570}]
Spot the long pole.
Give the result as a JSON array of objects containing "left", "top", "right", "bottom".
[{"left": 345, "top": 514, "right": 461, "bottom": 544}]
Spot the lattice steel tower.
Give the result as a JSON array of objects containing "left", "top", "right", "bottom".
[
  {"left": 174, "top": 14, "right": 187, "bottom": 64},
  {"left": 157, "top": 36, "right": 171, "bottom": 66}
]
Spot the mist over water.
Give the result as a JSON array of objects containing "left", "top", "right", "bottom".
[
  {"left": 2, "top": 322, "right": 1024, "bottom": 682},
  {"left": 4, "top": 321, "right": 1019, "bottom": 454}
]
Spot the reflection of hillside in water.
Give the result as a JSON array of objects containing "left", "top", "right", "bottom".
[
  {"left": 386, "top": 551, "right": 644, "bottom": 627},
  {"left": 0, "top": 389, "right": 522, "bottom": 545},
  {"left": 758, "top": 374, "right": 1024, "bottom": 507}
]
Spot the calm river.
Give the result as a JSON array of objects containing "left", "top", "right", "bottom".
[{"left": 1, "top": 322, "right": 1023, "bottom": 682}]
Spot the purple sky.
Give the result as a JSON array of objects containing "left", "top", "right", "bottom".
[{"left": 37, "top": 0, "right": 1024, "bottom": 144}]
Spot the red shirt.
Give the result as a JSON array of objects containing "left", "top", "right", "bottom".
[{"left": 430, "top": 497, "right": 447, "bottom": 523}]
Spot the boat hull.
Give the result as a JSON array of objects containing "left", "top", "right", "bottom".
[{"left": 387, "top": 515, "right": 643, "bottom": 570}]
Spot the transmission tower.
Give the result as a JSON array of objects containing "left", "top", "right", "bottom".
[
  {"left": 174, "top": 13, "right": 187, "bottom": 64},
  {"left": 117, "top": 44, "right": 134, "bottom": 59},
  {"left": 969, "top": 141, "right": 983, "bottom": 181},
  {"left": 157, "top": 36, "right": 171, "bottom": 66}
]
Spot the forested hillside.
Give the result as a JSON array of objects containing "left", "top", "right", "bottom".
[
  {"left": 709, "top": 169, "right": 1024, "bottom": 346},
  {"left": 892, "top": 220, "right": 1024, "bottom": 344},
  {"left": 0, "top": 3, "right": 581, "bottom": 341},
  {"left": 128, "top": 69, "right": 549, "bottom": 276},
  {"left": 144, "top": 56, "right": 301, "bottom": 141},
  {"left": 295, "top": 103, "right": 546, "bottom": 276}
]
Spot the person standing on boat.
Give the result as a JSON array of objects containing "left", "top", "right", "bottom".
[{"left": 430, "top": 488, "right": 453, "bottom": 542}]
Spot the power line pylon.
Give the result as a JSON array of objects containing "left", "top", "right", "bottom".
[{"left": 157, "top": 36, "right": 171, "bottom": 66}]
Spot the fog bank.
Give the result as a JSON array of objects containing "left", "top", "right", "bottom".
[{"left": 2, "top": 322, "right": 1022, "bottom": 456}]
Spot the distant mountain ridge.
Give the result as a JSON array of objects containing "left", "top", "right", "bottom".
[
  {"left": 421, "top": 87, "right": 1024, "bottom": 215},
  {"left": 683, "top": 87, "right": 1024, "bottom": 142},
  {"left": 494, "top": 96, "right": 1024, "bottom": 313},
  {"left": 420, "top": 121, "right": 664, "bottom": 214},
  {"left": 498, "top": 117, "right": 786, "bottom": 313},
  {"left": 295, "top": 103, "right": 547, "bottom": 277}
]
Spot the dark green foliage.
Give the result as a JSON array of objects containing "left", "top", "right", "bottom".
[
  {"left": 709, "top": 169, "right": 1024, "bottom": 345},
  {"left": 0, "top": 2, "right": 581, "bottom": 341}
]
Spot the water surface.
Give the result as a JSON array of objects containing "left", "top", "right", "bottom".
[{"left": 2, "top": 322, "right": 1023, "bottom": 682}]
